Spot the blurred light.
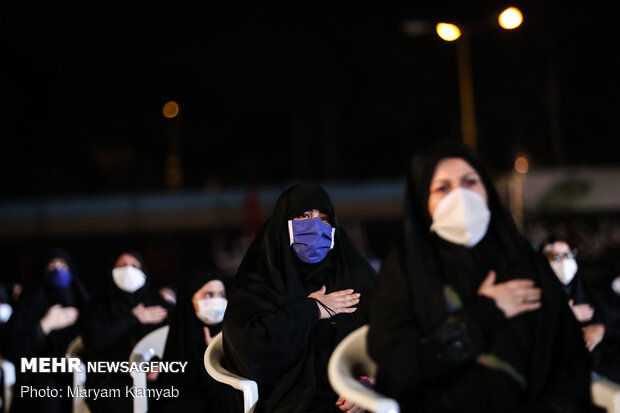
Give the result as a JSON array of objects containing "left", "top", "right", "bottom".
[
  {"left": 499, "top": 7, "right": 523, "bottom": 30},
  {"left": 165, "top": 154, "right": 183, "bottom": 188},
  {"left": 514, "top": 154, "right": 530, "bottom": 174},
  {"left": 162, "top": 101, "right": 180, "bottom": 118},
  {"left": 436, "top": 23, "right": 461, "bottom": 41}
]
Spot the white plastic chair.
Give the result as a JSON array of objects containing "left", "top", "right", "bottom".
[
  {"left": 65, "top": 336, "right": 91, "bottom": 413},
  {"left": 203, "top": 332, "right": 258, "bottom": 413},
  {"left": 128, "top": 325, "right": 169, "bottom": 413},
  {"left": 1, "top": 358, "right": 15, "bottom": 413},
  {"left": 592, "top": 375, "right": 620, "bottom": 413},
  {"left": 328, "top": 324, "right": 400, "bottom": 413}
]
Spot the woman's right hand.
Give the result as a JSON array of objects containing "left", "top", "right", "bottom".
[
  {"left": 40, "top": 304, "right": 79, "bottom": 334},
  {"left": 478, "top": 270, "right": 542, "bottom": 318},
  {"left": 308, "top": 286, "right": 360, "bottom": 319},
  {"left": 131, "top": 303, "right": 168, "bottom": 324}
]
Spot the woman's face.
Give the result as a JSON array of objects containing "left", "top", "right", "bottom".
[
  {"left": 293, "top": 209, "right": 331, "bottom": 226},
  {"left": 192, "top": 280, "right": 226, "bottom": 312},
  {"left": 428, "top": 157, "right": 488, "bottom": 216},
  {"left": 114, "top": 253, "right": 142, "bottom": 270}
]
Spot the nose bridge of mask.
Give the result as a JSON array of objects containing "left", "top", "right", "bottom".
[
  {"left": 551, "top": 258, "right": 578, "bottom": 285},
  {"left": 435, "top": 188, "right": 468, "bottom": 226},
  {"left": 430, "top": 187, "right": 490, "bottom": 247},
  {"left": 113, "top": 266, "right": 146, "bottom": 292}
]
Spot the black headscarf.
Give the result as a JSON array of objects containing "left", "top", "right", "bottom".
[
  {"left": 223, "top": 183, "right": 377, "bottom": 413},
  {"left": 368, "top": 143, "right": 590, "bottom": 412},
  {"left": 159, "top": 269, "right": 227, "bottom": 411}
]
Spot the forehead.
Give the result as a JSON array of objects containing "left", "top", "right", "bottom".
[
  {"left": 47, "top": 258, "right": 68, "bottom": 267},
  {"left": 115, "top": 254, "right": 141, "bottom": 267},
  {"left": 432, "top": 157, "right": 478, "bottom": 180},
  {"left": 548, "top": 241, "right": 571, "bottom": 253}
]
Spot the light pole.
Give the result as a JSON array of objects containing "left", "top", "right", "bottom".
[{"left": 410, "top": 7, "right": 524, "bottom": 151}]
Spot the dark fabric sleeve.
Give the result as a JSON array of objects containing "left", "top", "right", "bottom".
[
  {"left": 81, "top": 302, "right": 140, "bottom": 354},
  {"left": 368, "top": 248, "right": 505, "bottom": 402},
  {"left": 3, "top": 289, "right": 48, "bottom": 360},
  {"left": 222, "top": 284, "right": 319, "bottom": 391}
]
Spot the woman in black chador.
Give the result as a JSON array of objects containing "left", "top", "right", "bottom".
[
  {"left": 157, "top": 269, "right": 232, "bottom": 412},
  {"left": 368, "top": 143, "right": 591, "bottom": 413},
  {"left": 81, "top": 250, "right": 171, "bottom": 413},
  {"left": 5, "top": 248, "right": 89, "bottom": 413},
  {"left": 222, "top": 183, "right": 377, "bottom": 413}
]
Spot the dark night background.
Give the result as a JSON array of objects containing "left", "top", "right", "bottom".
[{"left": 1, "top": 1, "right": 619, "bottom": 288}]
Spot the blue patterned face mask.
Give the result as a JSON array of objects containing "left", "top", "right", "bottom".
[
  {"left": 44, "top": 268, "right": 73, "bottom": 289},
  {"left": 288, "top": 217, "right": 335, "bottom": 264}
]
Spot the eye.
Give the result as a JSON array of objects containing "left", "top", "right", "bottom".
[
  {"left": 205, "top": 292, "right": 214, "bottom": 298},
  {"left": 320, "top": 217, "right": 328, "bottom": 222},
  {"left": 295, "top": 212, "right": 311, "bottom": 219},
  {"left": 432, "top": 184, "right": 450, "bottom": 193}
]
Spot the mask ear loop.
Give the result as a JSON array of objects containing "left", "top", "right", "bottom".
[
  {"left": 288, "top": 220, "right": 294, "bottom": 245},
  {"left": 313, "top": 299, "right": 336, "bottom": 318}
]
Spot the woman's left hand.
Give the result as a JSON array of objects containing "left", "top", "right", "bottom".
[
  {"left": 336, "top": 395, "right": 364, "bottom": 413},
  {"left": 582, "top": 324, "right": 605, "bottom": 352}
]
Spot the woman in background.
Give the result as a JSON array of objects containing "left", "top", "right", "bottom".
[
  {"left": 368, "top": 143, "right": 591, "bottom": 412},
  {"left": 157, "top": 269, "right": 232, "bottom": 412},
  {"left": 6, "top": 248, "right": 89, "bottom": 413},
  {"left": 82, "top": 250, "right": 171, "bottom": 413}
]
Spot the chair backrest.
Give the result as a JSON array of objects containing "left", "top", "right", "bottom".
[
  {"left": 65, "top": 336, "right": 91, "bottom": 413},
  {"left": 128, "top": 325, "right": 169, "bottom": 413},
  {"left": 204, "top": 332, "right": 258, "bottom": 413},
  {"left": 1, "top": 359, "right": 15, "bottom": 413},
  {"left": 328, "top": 324, "right": 400, "bottom": 413},
  {"left": 592, "top": 375, "right": 620, "bottom": 413}
]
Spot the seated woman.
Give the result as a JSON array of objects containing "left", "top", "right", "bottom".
[
  {"left": 222, "top": 183, "right": 377, "bottom": 413},
  {"left": 541, "top": 235, "right": 620, "bottom": 382},
  {"left": 5, "top": 248, "right": 89, "bottom": 413},
  {"left": 81, "top": 250, "right": 171, "bottom": 413},
  {"left": 368, "top": 143, "right": 591, "bottom": 412},
  {"left": 157, "top": 269, "right": 233, "bottom": 412}
]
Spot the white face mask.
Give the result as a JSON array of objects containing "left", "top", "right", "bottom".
[
  {"left": 195, "top": 297, "right": 227, "bottom": 325},
  {"left": 430, "top": 188, "right": 491, "bottom": 247},
  {"left": 612, "top": 276, "right": 620, "bottom": 295},
  {"left": 550, "top": 258, "right": 578, "bottom": 285},
  {"left": 0, "top": 303, "right": 12, "bottom": 323},
  {"left": 112, "top": 266, "right": 146, "bottom": 293}
]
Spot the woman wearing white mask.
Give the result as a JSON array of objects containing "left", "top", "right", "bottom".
[
  {"left": 81, "top": 250, "right": 171, "bottom": 413},
  {"left": 540, "top": 235, "right": 620, "bottom": 383},
  {"left": 157, "top": 270, "right": 233, "bottom": 412},
  {"left": 368, "top": 143, "right": 591, "bottom": 412}
]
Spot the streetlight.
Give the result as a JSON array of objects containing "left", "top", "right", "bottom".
[{"left": 406, "top": 7, "right": 523, "bottom": 151}]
